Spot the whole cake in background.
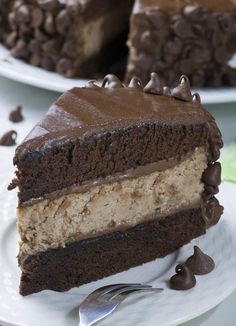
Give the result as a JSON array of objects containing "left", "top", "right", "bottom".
[
  {"left": 0, "top": 0, "right": 133, "bottom": 77},
  {"left": 9, "top": 73, "right": 223, "bottom": 295},
  {"left": 126, "top": 0, "right": 236, "bottom": 87},
  {"left": 0, "top": 0, "right": 236, "bottom": 87}
]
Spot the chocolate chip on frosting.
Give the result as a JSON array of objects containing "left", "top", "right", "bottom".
[
  {"left": 86, "top": 80, "right": 100, "bottom": 88},
  {"left": 192, "top": 93, "right": 201, "bottom": 103},
  {"left": 9, "top": 105, "right": 23, "bottom": 123},
  {"left": 144, "top": 72, "right": 163, "bottom": 95},
  {"left": 186, "top": 246, "right": 215, "bottom": 275},
  {"left": 102, "top": 74, "right": 124, "bottom": 89},
  {"left": 171, "top": 75, "right": 192, "bottom": 102},
  {"left": 128, "top": 76, "right": 142, "bottom": 88},
  {"left": 202, "top": 162, "right": 221, "bottom": 186},
  {"left": 170, "top": 264, "right": 196, "bottom": 290},
  {"left": 163, "top": 86, "right": 171, "bottom": 96},
  {"left": 0, "top": 130, "right": 17, "bottom": 146}
]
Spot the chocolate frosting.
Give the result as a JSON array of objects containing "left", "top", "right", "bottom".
[{"left": 15, "top": 73, "right": 211, "bottom": 160}]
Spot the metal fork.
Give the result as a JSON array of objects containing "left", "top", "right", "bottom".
[{"left": 78, "top": 283, "right": 163, "bottom": 326}]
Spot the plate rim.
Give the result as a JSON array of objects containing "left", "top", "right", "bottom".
[{"left": 0, "top": 45, "right": 236, "bottom": 104}]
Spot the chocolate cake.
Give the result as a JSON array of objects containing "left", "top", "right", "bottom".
[
  {"left": 127, "top": 0, "right": 236, "bottom": 86},
  {"left": 0, "top": 0, "right": 133, "bottom": 77},
  {"left": 1, "top": 0, "right": 236, "bottom": 86},
  {"left": 9, "top": 73, "right": 223, "bottom": 296}
]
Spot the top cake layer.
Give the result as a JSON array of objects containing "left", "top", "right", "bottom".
[
  {"left": 10, "top": 74, "right": 223, "bottom": 206},
  {"left": 135, "top": 0, "right": 236, "bottom": 12}
]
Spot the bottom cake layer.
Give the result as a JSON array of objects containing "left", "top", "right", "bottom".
[{"left": 19, "top": 207, "right": 210, "bottom": 296}]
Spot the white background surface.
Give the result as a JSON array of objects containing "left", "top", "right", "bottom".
[{"left": 0, "top": 76, "right": 236, "bottom": 326}]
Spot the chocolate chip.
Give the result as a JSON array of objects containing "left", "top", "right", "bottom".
[
  {"left": 204, "top": 184, "right": 219, "bottom": 198},
  {"left": 8, "top": 178, "right": 18, "bottom": 191},
  {"left": 147, "top": 10, "right": 168, "bottom": 29},
  {"left": 38, "top": 0, "right": 61, "bottom": 12},
  {"left": 86, "top": 80, "right": 100, "bottom": 88},
  {"left": 170, "top": 264, "right": 196, "bottom": 290},
  {"left": 34, "top": 28, "right": 48, "bottom": 42},
  {"left": 62, "top": 41, "right": 78, "bottom": 59},
  {"left": 5, "top": 31, "right": 17, "bottom": 48},
  {"left": 31, "top": 8, "right": 44, "bottom": 28},
  {"left": 186, "top": 246, "right": 215, "bottom": 275},
  {"left": 40, "top": 56, "right": 54, "bottom": 71},
  {"left": 0, "top": 130, "right": 17, "bottom": 146},
  {"left": 183, "top": 5, "right": 203, "bottom": 22},
  {"left": 140, "top": 31, "right": 153, "bottom": 52},
  {"left": 128, "top": 77, "right": 142, "bottom": 88},
  {"left": 164, "top": 38, "right": 183, "bottom": 57},
  {"left": 42, "top": 39, "right": 60, "bottom": 56},
  {"left": 163, "top": 86, "right": 171, "bottom": 96},
  {"left": 44, "top": 13, "right": 56, "bottom": 34},
  {"left": 11, "top": 40, "right": 29, "bottom": 59},
  {"left": 55, "top": 9, "right": 70, "bottom": 34},
  {"left": 192, "top": 93, "right": 201, "bottom": 103},
  {"left": 144, "top": 72, "right": 163, "bottom": 95},
  {"left": 29, "top": 39, "right": 41, "bottom": 53},
  {"left": 16, "top": 5, "right": 31, "bottom": 24},
  {"left": 9, "top": 105, "right": 23, "bottom": 123},
  {"left": 66, "top": 2, "right": 81, "bottom": 17},
  {"left": 56, "top": 58, "right": 74, "bottom": 77},
  {"left": 171, "top": 75, "right": 192, "bottom": 102},
  {"left": 30, "top": 53, "right": 41, "bottom": 66},
  {"left": 102, "top": 74, "right": 124, "bottom": 89},
  {"left": 202, "top": 162, "right": 221, "bottom": 186},
  {"left": 8, "top": 12, "right": 17, "bottom": 29},
  {"left": 172, "top": 19, "right": 194, "bottom": 38},
  {"left": 205, "top": 197, "right": 224, "bottom": 226}
]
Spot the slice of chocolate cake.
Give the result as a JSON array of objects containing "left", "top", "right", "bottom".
[
  {"left": 10, "top": 73, "right": 223, "bottom": 296},
  {"left": 127, "top": 0, "right": 236, "bottom": 87},
  {"left": 1, "top": 0, "right": 133, "bottom": 77}
]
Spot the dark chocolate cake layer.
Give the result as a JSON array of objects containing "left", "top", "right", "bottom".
[
  {"left": 126, "top": 0, "right": 236, "bottom": 87},
  {"left": 10, "top": 75, "right": 222, "bottom": 206},
  {"left": 19, "top": 206, "right": 215, "bottom": 296}
]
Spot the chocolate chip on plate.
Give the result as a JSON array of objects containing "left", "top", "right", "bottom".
[
  {"left": 170, "top": 264, "right": 196, "bottom": 290},
  {"left": 0, "top": 130, "right": 17, "bottom": 146},
  {"left": 186, "top": 246, "right": 215, "bottom": 275},
  {"left": 9, "top": 105, "right": 23, "bottom": 122}
]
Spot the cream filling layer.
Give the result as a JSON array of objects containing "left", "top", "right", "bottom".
[
  {"left": 73, "top": 2, "right": 130, "bottom": 61},
  {"left": 18, "top": 147, "right": 207, "bottom": 256}
]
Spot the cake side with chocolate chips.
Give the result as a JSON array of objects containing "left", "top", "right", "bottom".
[
  {"left": 126, "top": 0, "right": 236, "bottom": 87},
  {"left": 9, "top": 73, "right": 223, "bottom": 296},
  {"left": 1, "top": 0, "right": 133, "bottom": 77}
]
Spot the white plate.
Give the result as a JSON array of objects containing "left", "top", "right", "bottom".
[
  {"left": 0, "top": 181, "right": 236, "bottom": 326},
  {"left": 0, "top": 45, "right": 236, "bottom": 103}
]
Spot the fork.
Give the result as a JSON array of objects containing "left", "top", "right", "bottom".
[{"left": 78, "top": 283, "right": 163, "bottom": 326}]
